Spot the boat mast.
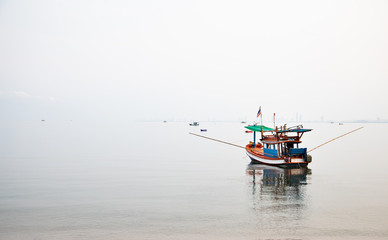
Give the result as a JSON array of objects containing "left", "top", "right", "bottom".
[
  {"left": 253, "top": 130, "right": 256, "bottom": 146},
  {"left": 260, "top": 111, "right": 263, "bottom": 139}
]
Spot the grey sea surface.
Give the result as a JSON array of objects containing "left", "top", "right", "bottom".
[{"left": 1, "top": 121, "right": 388, "bottom": 240}]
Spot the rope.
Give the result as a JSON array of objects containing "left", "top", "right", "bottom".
[
  {"left": 189, "top": 132, "right": 245, "bottom": 149},
  {"left": 307, "top": 126, "right": 364, "bottom": 153}
]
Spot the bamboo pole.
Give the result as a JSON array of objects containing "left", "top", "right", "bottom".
[
  {"left": 189, "top": 132, "right": 245, "bottom": 149},
  {"left": 307, "top": 126, "right": 364, "bottom": 153}
]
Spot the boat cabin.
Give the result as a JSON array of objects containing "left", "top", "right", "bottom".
[{"left": 245, "top": 124, "right": 312, "bottom": 161}]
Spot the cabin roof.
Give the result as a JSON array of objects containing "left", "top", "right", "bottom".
[
  {"left": 278, "top": 128, "right": 312, "bottom": 133},
  {"left": 245, "top": 125, "right": 274, "bottom": 132},
  {"left": 262, "top": 139, "right": 302, "bottom": 144}
]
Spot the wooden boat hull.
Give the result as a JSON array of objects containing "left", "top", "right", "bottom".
[{"left": 246, "top": 146, "right": 309, "bottom": 168}]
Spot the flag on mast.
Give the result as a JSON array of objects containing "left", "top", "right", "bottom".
[{"left": 257, "top": 106, "right": 261, "bottom": 118}]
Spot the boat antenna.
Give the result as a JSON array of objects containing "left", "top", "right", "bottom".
[{"left": 273, "top": 113, "right": 276, "bottom": 130}]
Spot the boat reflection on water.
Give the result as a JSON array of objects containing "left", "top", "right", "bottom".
[
  {"left": 246, "top": 164, "right": 311, "bottom": 224},
  {"left": 247, "top": 164, "right": 311, "bottom": 187}
]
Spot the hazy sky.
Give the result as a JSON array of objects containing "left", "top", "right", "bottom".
[{"left": 1, "top": 0, "right": 387, "bottom": 122}]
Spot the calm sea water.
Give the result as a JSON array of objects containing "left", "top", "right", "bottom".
[{"left": 1, "top": 121, "right": 388, "bottom": 240}]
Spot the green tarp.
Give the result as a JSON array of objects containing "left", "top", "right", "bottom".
[{"left": 245, "top": 125, "right": 274, "bottom": 132}]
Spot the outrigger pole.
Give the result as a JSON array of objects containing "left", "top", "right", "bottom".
[
  {"left": 307, "top": 126, "right": 364, "bottom": 153},
  {"left": 189, "top": 132, "right": 245, "bottom": 149}
]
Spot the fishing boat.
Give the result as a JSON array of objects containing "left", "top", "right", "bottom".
[
  {"left": 189, "top": 122, "right": 199, "bottom": 126},
  {"left": 190, "top": 112, "right": 362, "bottom": 168},
  {"left": 245, "top": 124, "right": 312, "bottom": 168}
]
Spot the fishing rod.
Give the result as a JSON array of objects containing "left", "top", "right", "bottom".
[{"left": 307, "top": 126, "right": 364, "bottom": 153}]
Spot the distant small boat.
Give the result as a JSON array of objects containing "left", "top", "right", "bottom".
[
  {"left": 245, "top": 130, "right": 253, "bottom": 133},
  {"left": 339, "top": 122, "right": 344, "bottom": 125},
  {"left": 241, "top": 121, "right": 247, "bottom": 124},
  {"left": 200, "top": 129, "right": 207, "bottom": 132},
  {"left": 189, "top": 122, "right": 199, "bottom": 126}
]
